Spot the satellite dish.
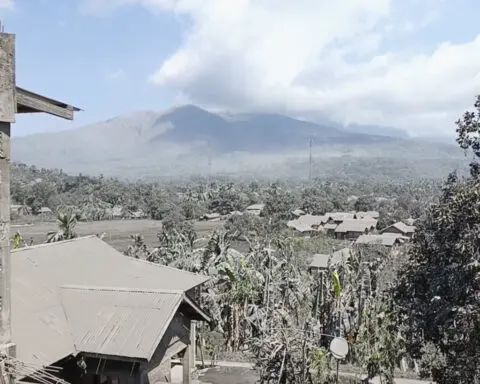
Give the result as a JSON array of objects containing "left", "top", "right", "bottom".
[{"left": 329, "top": 337, "right": 349, "bottom": 360}]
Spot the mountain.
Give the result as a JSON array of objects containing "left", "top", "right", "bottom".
[
  {"left": 12, "top": 105, "right": 467, "bottom": 181},
  {"left": 342, "top": 123, "right": 410, "bottom": 139}
]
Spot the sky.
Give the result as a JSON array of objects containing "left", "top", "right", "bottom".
[{"left": 2, "top": 0, "right": 480, "bottom": 137}]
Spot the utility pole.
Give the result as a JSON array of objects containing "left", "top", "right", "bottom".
[
  {"left": 207, "top": 141, "right": 212, "bottom": 188},
  {"left": 0, "top": 30, "right": 16, "bottom": 372},
  {"left": 308, "top": 136, "right": 313, "bottom": 182}
]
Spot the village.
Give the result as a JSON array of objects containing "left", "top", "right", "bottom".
[{"left": 0, "top": 17, "right": 478, "bottom": 384}]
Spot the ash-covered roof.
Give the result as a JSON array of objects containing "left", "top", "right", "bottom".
[{"left": 12, "top": 236, "right": 209, "bottom": 367}]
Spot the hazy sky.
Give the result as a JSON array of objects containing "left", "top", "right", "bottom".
[{"left": 3, "top": 0, "right": 480, "bottom": 137}]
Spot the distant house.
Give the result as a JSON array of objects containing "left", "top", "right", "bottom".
[
  {"left": 287, "top": 214, "right": 328, "bottom": 234},
  {"left": 12, "top": 236, "right": 209, "bottom": 384},
  {"left": 355, "top": 211, "right": 380, "bottom": 220},
  {"left": 325, "top": 212, "right": 356, "bottom": 224},
  {"left": 335, "top": 219, "right": 377, "bottom": 240},
  {"left": 355, "top": 233, "right": 408, "bottom": 247},
  {"left": 291, "top": 208, "right": 306, "bottom": 218},
  {"left": 128, "top": 209, "right": 147, "bottom": 219},
  {"left": 380, "top": 222, "right": 416, "bottom": 238},
  {"left": 309, "top": 248, "right": 350, "bottom": 271},
  {"left": 245, "top": 204, "right": 265, "bottom": 216},
  {"left": 36, "top": 206, "right": 53, "bottom": 219},
  {"left": 201, "top": 212, "right": 221, "bottom": 222}
]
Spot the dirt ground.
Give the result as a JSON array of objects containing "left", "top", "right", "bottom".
[
  {"left": 13, "top": 219, "right": 225, "bottom": 251},
  {"left": 197, "top": 366, "right": 258, "bottom": 384}
]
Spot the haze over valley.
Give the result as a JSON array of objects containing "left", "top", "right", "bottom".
[{"left": 12, "top": 105, "right": 466, "bottom": 181}]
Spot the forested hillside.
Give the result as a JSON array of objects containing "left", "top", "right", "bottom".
[{"left": 11, "top": 161, "right": 441, "bottom": 229}]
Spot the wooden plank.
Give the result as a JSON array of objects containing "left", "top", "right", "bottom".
[
  {"left": 16, "top": 89, "right": 74, "bottom": 120},
  {"left": 0, "top": 33, "right": 15, "bottom": 123},
  {"left": 182, "top": 345, "right": 191, "bottom": 384}
]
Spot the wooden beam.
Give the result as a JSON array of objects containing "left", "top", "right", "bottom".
[
  {"left": 16, "top": 88, "right": 74, "bottom": 120},
  {"left": 0, "top": 33, "right": 15, "bottom": 122},
  {"left": 0, "top": 33, "right": 15, "bottom": 363},
  {"left": 0, "top": 123, "right": 11, "bottom": 347},
  {"left": 182, "top": 345, "right": 191, "bottom": 384}
]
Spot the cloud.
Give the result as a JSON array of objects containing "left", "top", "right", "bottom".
[
  {"left": 0, "top": 0, "right": 13, "bottom": 9},
  {"left": 83, "top": 0, "right": 480, "bottom": 135},
  {"left": 107, "top": 69, "right": 126, "bottom": 80}
]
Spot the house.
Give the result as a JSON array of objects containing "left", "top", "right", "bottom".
[
  {"left": 380, "top": 222, "right": 416, "bottom": 238},
  {"left": 355, "top": 233, "right": 408, "bottom": 247},
  {"left": 128, "top": 210, "right": 147, "bottom": 220},
  {"left": 309, "top": 248, "right": 350, "bottom": 271},
  {"left": 245, "top": 204, "right": 265, "bottom": 216},
  {"left": 287, "top": 214, "right": 327, "bottom": 234},
  {"left": 38, "top": 206, "right": 53, "bottom": 215},
  {"left": 12, "top": 236, "right": 210, "bottom": 384},
  {"left": 325, "top": 212, "right": 356, "bottom": 224},
  {"left": 200, "top": 213, "right": 221, "bottom": 222},
  {"left": 334, "top": 219, "right": 377, "bottom": 240},
  {"left": 355, "top": 211, "right": 380, "bottom": 220}
]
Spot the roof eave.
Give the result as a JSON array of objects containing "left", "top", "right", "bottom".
[
  {"left": 16, "top": 86, "right": 82, "bottom": 121},
  {"left": 182, "top": 295, "right": 211, "bottom": 323}
]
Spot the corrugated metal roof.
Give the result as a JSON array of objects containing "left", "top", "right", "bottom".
[
  {"left": 355, "top": 234, "right": 406, "bottom": 246},
  {"left": 335, "top": 219, "right": 378, "bottom": 233},
  {"left": 355, "top": 211, "right": 380, "bottom": 219},
  {"left": 393, "top": 222, "right": 415, "bottom": 233},
  {"left": 325, "top": 212, "right": 355, "bottom": 221},
  {"left": 12, "top": 236, "right": 209, "bottom": 367},
  {"left": 287, "top": 214, "right": 327, "bottom": 232},
  {"left": 309, "top": 248, "right": 350, "bottom": 269},
  {"left": 60, "top": 287, "right": 183, "bottom": 361}
]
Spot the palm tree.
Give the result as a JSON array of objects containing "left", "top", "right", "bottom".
[{"left": 46, "top": 212, "right": 78, "bottom": 243}]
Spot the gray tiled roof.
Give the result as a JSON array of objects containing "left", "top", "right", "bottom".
[{"left": 12, "top": 236, "right": 209, "bottom": 367}]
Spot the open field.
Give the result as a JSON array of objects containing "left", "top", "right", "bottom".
[{"left": 13, "top": 219, "right": 225, "bottom": 251}]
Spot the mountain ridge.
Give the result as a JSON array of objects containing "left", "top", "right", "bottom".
[{"left": 12, "top": 105, "right": 467, "bottom": 180}]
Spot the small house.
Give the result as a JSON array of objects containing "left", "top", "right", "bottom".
[
  {"left": 355, "top": 211, "right": 380, "bottom": 220},
  {"left": 201, "top": 212, "right": 221, "bottom": 222},
  {"left": 12, "top": 236, "right": 210, "bottom": 384},
  {"left": 325, "top": 212, "right": 356, "bottom": 224},
  {"left": 309, "top": 248, "right": 350, "bottom": 271},
  {"left": 355, "top": 233, "right": 408, "bottom": 247},
  {"left": 334, "top": 219, "right": 377, "bottom": 240},
  {"left": 380, "top": 222, "right": 416, "bottom": 238},
  {"left": 287, "top": 214, "right": 328, "bottom": 234}
]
